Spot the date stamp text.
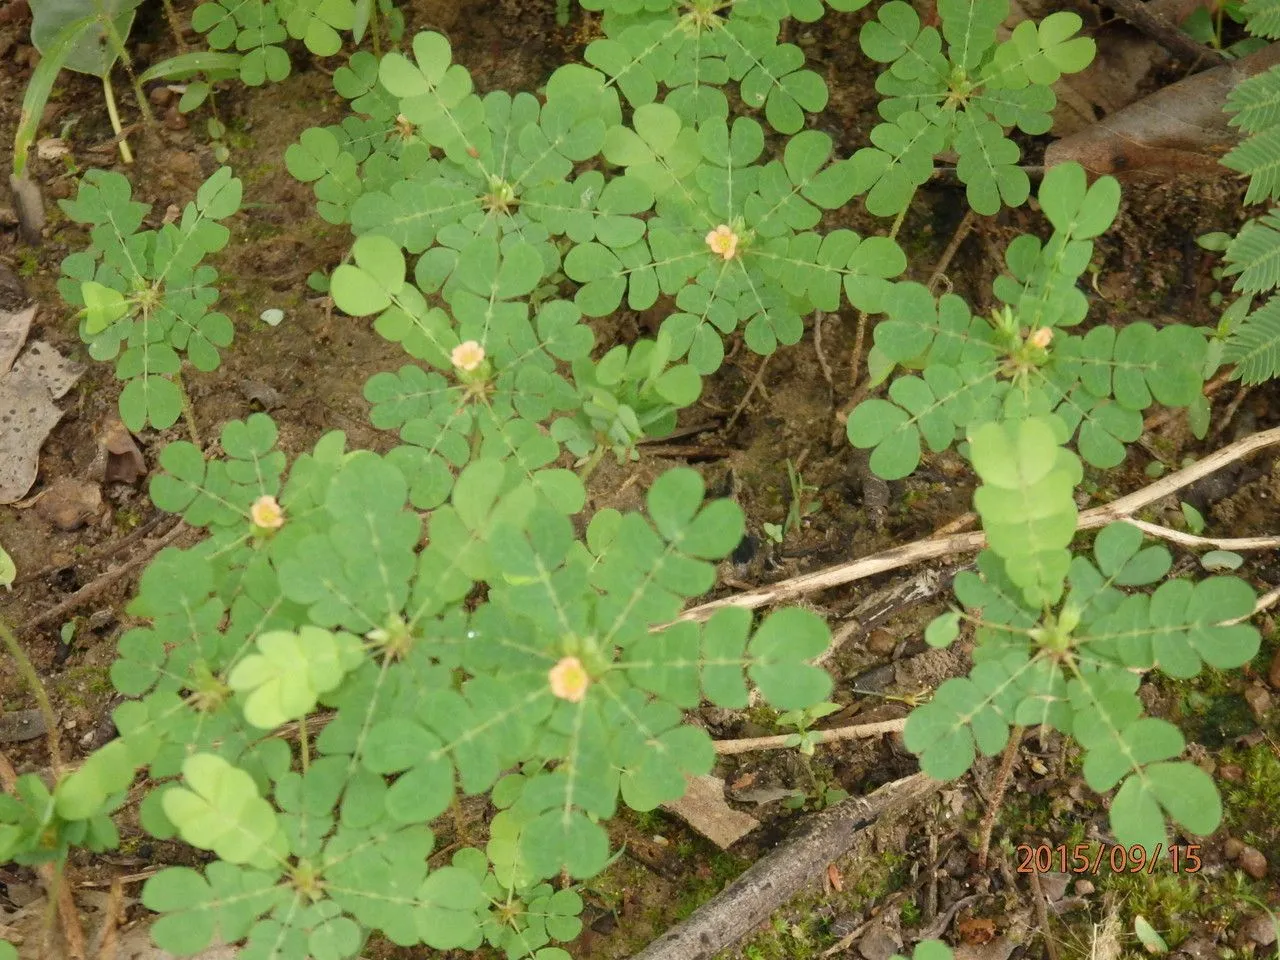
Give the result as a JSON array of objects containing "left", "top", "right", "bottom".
[{"left": 1016, "top": 843, "right": 1201, "bottom": 875}]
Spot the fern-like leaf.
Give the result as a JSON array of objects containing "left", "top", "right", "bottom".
[
  {"left": 1226, "top": 64, "right": 1280, "bottom": 134},
  {"left": 1224, "top": 210, "right": 1280, "bottom": 293},
  {"left": 1243, "top": 0, "right": 1280, "bottom": 37},
  {"left": 1222, "top": 122, "right": 1280, "bottom": 204},
  {"left": 1223, "top": 295, "right": 1280, "bottom": 384}
]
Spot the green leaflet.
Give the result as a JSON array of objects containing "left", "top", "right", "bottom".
[
  {"left": 907, "top": 519, "right": 1257, "bottom": 853},
  {"left": 857, "top": 1, "right": 1094, "bottom": 215},
  {"left": 969, "top": 417, "right": 1079, "bottom": 607},
  {"left": 162, "top": 754, "right": 288, "bottom": 868},
  {"left": 57, "top": 167, "right": 241, "bottom": 430},
  {"left": 228, "top": 627, "right": 364, "bottom": 728}
]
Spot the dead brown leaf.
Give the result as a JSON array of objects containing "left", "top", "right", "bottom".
[
  {"left": 1045, "top": 42, "right": 1280, "bottom": 177},
  {"left": 33, "top": 478, "right": 103, "bottom": 531},
  {"left": 826, "top": 863, "right": 843, "bottom": 893},
  {"left": 101, "top": 419, "right": 146, "bottom": 484},
  {"left": 958, "top": 916, "right": 998, "bottom": 945}
]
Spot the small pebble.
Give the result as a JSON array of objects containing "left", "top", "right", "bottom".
[
  {"left": 1244, "top": 682, "right": 1272, "bottom": 720},
  {"left": 866, "top": 628, "right": 897, "bottom": 657},
  {"left": 1038, "top": 872, "right": 1069, "bottom": 901},
  {"left": 1268, "top": 649, "right": 1280, "bottom": 690},
  {"left": 1239, "top": 845, "right": 1268, "bottom": 880},
  {"left": 1245, "top": 912, "right": 1278, "bottom": 947}
]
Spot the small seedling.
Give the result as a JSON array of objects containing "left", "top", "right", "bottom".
[
  {"left": 765, "top": 460, "right": 821, "bottom": 544},
  {"left": 776, "top": 701, "right": 841, "bottom": 756}
]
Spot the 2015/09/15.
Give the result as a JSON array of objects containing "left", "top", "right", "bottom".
[{"left": 1016, "top": 843, "right": 1202, "bottom": 875}]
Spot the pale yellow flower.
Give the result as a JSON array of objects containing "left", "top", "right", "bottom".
[
  {"left": 548, "top": 656, "right": 590, "bottom": 703},
  {"left": 250, "top": 495, "right": 284, "bottom": 530},
  {"left": 451, "top": 340, "right": 486, "bottom": 372},
  {"left": 1028, "top": 327, "right": 1054, "bottom": 350},
  {"left": 705, "top": 224, "right": 739, "bottom": 261}
]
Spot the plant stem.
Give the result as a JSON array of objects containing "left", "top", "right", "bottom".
[
  {"left": 101, "top": 74, "right": 134, "bottom": 165},
  {"left": 299, "top": 714, "right": 310, "bottom": 773},
  {"left": 159, "top": 0, "right": 189, "bottom": 51},
  {"left": 887, "top": 204, "right": 908, "bottom": 242},
  {"left": 0, "top": 616, "right": 64, "bottom": 774},
  {"left": 678, "top": 424, "right": 1280, "bottom": 623},
  {"left": 577, "top": 443, "right": 606, "bottom": 482},
  {"left": 91, "top": 0, "right": 155, "bottom": 128},
  {"left": 173, "top": 369, "right": 202, "bottom": 447},
  {"left": 976, "top": 724, "right": 1022, "bottom": 870}
]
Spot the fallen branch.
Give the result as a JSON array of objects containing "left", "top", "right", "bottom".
[
  {"left": 714, "top": 718, "right": 906, "bottom": 755},
  {"left": 681, "top": 425, "right": 1280, "bottom": 622},
  {"left": 1121, "top": 519, "right": 1280, "bottom": 552},
  {"left": 21, "top": 521, "right": 188, "bottom": 634},
  {"left": 1102, "top": 0, "right": 1225, "bottom": 65},
  {"left": 629, "top": 772, "right": 942, "bottom": 960},
  {"left": 12, "top": 513, "right": 171, "bottom": 587}
]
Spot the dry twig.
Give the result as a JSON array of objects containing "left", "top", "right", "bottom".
[
  {"left": 713, "top": 718, "right": 906, "bottom": 755},
  {"left": 21, "top": 521, "right": 188, "bottom": 633},
  {"left": 1029, "top": 867, "right": 1061, "bottom": 960},
  {"left": 1102, "top": 0, "right": 1225, "bottom": 65},
  {"left": 926, "top": 209, "right": 977, "bottom": 292},
  {"left": 678, "top": 425, "right": 1280, "bottom": 622},
  {"left": 726, "top": 355, "right": 771, "bottom": 431},
  {"left": 1212, "top": 382, "right": 1251, "bottom": 438},
  {"left": 630, "top": 773, "right": 941, "bottom": 960},
  {"left": 13, "top": 514, "right": 170, "bottom": 587},
  {"left": 813, "top": 310, "right": 834, "bottom": 394},
  {"left": 1121, "top": 519, "right": 1280, "bottom": 552}
]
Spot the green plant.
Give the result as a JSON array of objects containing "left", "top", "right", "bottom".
[
  {"left": 2, "top": 424, "right": 829, "bottom": 957},
  {"left": 775, "top": 700, "right": 840, "bottom": 755},
  {"left": 17, "top": 0, "right": 1275, "bottom": 953},
  {"left": 856, "top": 1, "right": 1094, "bottom": 214},
  {"left": 765, "top": 459, "right": 821, "bottom": 543},
  {"left": 289, "top": 32, "right": 907, "bottom": 393},
  {"left": 55, "top": 166, "right": 242, "bottom": 431},
  {"left": 1212, "top": 3, "right": 1280, "bottom": 383},
  {"left": 783, "top": 778, "right": 848, "bottom": 811},
  {"left": 1180, "top": 1, "right": 1268, "bottom": 56},
  {"left": 848, "top": 162, "right": 1211, "bottom": 481},
  {"left": 907, "top": 424, "right": 1259, "bottom": 851},
  {"left": 15, "top": 0, "right": 145, "bottom": 178}
]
